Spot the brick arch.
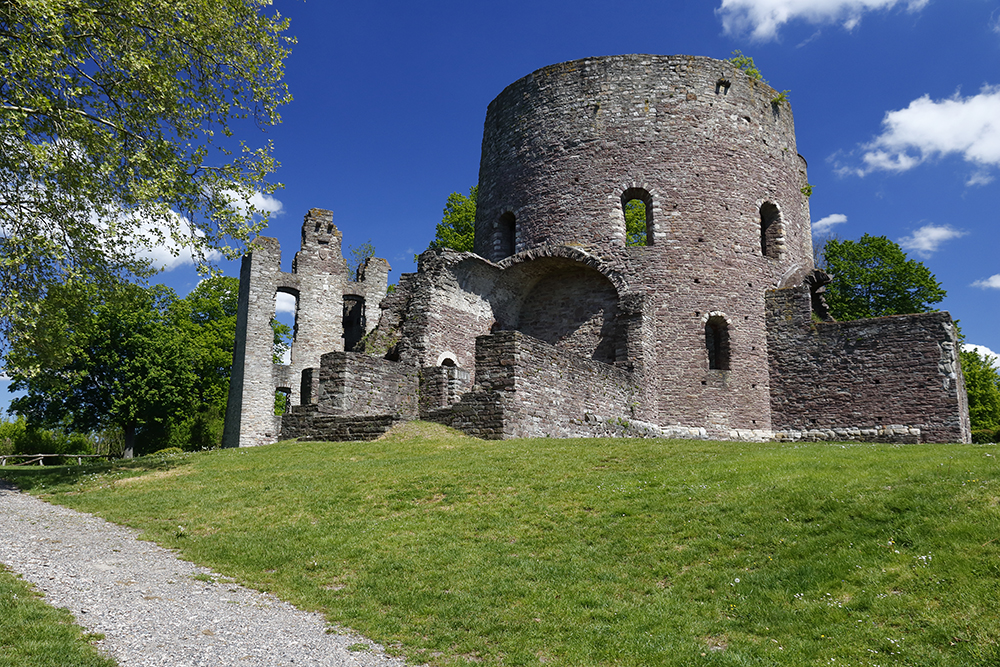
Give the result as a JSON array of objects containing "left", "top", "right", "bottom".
[
  {"left": 610, "top": 179, "right": 663, "bottom": 247},
  {"left": 495, "top": 244, "right": 628, "bottom": 295},
  {"left": 492, "top": 250, "right": 626, "bottom": 365}
]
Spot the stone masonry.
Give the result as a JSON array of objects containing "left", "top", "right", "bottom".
[{"left": 223, "top": 54, "right": 971, "bottom": 446}]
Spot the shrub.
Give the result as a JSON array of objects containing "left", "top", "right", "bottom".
[{"left": 971, "top": 428, "right": 1000, "bottom": 444}]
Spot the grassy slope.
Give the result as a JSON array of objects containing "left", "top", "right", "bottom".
[
  {"left": 3, "top": 423, "right": 1000, "bottom": 666},
  {"left": 0, "top": 566, "right": 116, "bottom": 667}
]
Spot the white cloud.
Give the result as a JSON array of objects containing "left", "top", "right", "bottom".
[
  {"left": 812, "top": 213, "right": 848, "bottom": 234},
  {"left": 963, "top": 344, "right": 1000, "bottom": 370},
  {"left": 223, "top": 190, "right": 284, "bottom": 218},
  {"left": 858, "top": 86, "right": 1000, "bottom": 177},
  {"left": 274, "top": 292, "right": 297, "bottom": 315},
  {"left": 132, "top": 190, "right": 283, "bottom": 272},
  {"left": 972, "top": 274, "right": 1000, "bottom": 289},
  {"left": 716, "top": 0, "right": 929, "bottom": 41},
  {"left": 897, "top": 224, "right": 967, "bottom": 258}
]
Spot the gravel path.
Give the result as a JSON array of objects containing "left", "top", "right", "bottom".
[{"left": 0, "top": 480, "right": 411, "bottom": 667}]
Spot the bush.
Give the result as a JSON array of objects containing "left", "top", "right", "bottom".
[
  {"left": 971, "top": 428, "right": 1000, "bottom": 444},
  {"left": 0, "top": 418, "right": 94, "bottom": 456}
]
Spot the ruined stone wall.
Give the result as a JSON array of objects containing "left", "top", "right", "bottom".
[
  {"left": 428, "top": 331, "right": 640, "bottom": 439},
  {"left": 315, "top": 351, "right": 418, "bottom": 419},
  {"left": 767, "top": 286, "right": 971, "bottom": 443},
  {"left": 223, "top": 209, "right": 388, "bottom": 448}
]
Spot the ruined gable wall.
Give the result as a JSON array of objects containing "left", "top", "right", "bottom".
[
  {"left": 767, "top": 286, "right": 971, "bottom": 443},
  {"left": 224, "top": 209, "right": 387, "bottom": 448}
]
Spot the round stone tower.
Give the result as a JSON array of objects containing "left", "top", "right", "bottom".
[{"left": 474, "top": 54, "right": 815, "bottom": 436}]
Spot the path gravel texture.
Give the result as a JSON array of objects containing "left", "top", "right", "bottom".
[{"left": 0, "top": 480, "right": 411, "bottom": 667}]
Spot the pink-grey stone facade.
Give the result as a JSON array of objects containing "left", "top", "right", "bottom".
[{"left": 223, "top": 55, "right": 970, "bottom": 447}]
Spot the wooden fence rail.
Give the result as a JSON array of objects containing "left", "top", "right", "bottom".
[{"left": 0, "top": 454, "right": 116, "bottom": 467}]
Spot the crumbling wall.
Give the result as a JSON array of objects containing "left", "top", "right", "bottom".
[
  {"left": 316, "top": 351, "right": 418, "bottom": 419},
  {"left": 767, "top": 286, "right": 971, "bottom": 443},
  {"left": 223, "top": 209, "right": 388, "bottom": 448},
  {"left": 427, "top": 331, "right": 640, "bottom": 439}
]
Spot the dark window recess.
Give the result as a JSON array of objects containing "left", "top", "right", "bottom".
[
  {"left": 342, "top": 296, "right": 366, "bottom": 352},
  {"left": 705, "top": 316, "right": 731, "bottom": 370},
  {"left": 497, "top": 212, "right": 516, "bottom": 260},
  {"left": 760, "top": 202, "right": 781, "bottom": 258}
]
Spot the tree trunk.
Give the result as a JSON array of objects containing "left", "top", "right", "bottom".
[{"left": 123, "top": 422, "right": 135, "bottom": 459}]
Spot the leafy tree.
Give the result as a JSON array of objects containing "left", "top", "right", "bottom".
[
  {"left": 5, "top": 277, "right": 250, "bottom": 456},
  {"left": 960, "top": 348, "right": 1000, "bottom": 431},
  {"left": 429, "top": 186, "right": 477, "bottom": 252},
  {"left": 0, "top": 0, "right": 293, "bottom": 337},
  {"left": 822, "top": 234, "right": 946, "bottom": 321},
  {"left": 625, "top": 199, "right": 647, "bottom": 246},
  {"left": 7, "top": 281, "right": 196, "bottom": 457}
]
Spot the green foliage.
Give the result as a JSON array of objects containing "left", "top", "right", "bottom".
[
  {"left": 0, "top": 0, "right": 292, "bottom": 338},
  {"left": 624, "top": 199, "right": 647, "bottom": 246},
  {"left": 0, "top": 565, "right": 116, "bottom": 667},
  {"left": 822, "top": 234, "right": 946, "bottom": 320},
  {"left": 971, "top": 428, "right": 1000, "bottom": 444},
  {"left": 271, "top": 318, "right": 292, "bottom": 364},
  {"left": 771, "top": 90, "right": 790, "bottom": 105},
  {"left": 961, "top": 348, "right": 1000, "bottom": 430},
  {"left": 5, "top": 277, "right": 241, "bottom": 455},
  {"left": 728, "top": 50, "right": 765, "bottom": 82},
  {"left": 428, "top": 186, "right": 477, "bottom": 253},
  {"left": 347, "top": 240, "right": 376, "bottom": 281},
  {"left": 800, "top": 183, "right": 814, "bottom": 198},
  {"left": 274, "top": 390, "right": 289, "bottom": 416},
  {"left": 12, "top": 429, "right": 1000, "bottom": 666}
]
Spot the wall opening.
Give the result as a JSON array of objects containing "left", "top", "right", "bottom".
[
  {"left": 342, "top": 295, "right": 366, "bottom": 352},
  {"left": 497, "top": 212, "right": 516, "bottom": 260},
  {"left": 517, "top": 260, "right": 621, "bottom": 364},
  {"left": 622, "top": 188, "right": 653, "bottom": 247},
  {"left": 273, "top": 289, "right": 298, "bottom": 365},
  {"left": 760, "top": 202, "right": 781, "bottom": 259},
  {"left": 274, "top": 387, "right": 291, "bottom": 415},
  {"left": 705, "top": 316, "right": 731, "bottom": 370}
]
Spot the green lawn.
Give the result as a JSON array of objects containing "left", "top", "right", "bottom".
[
  {"left": 0, "top": 566, "right": 115, "bottom": 667},
  {"left": 3, "top": 422, "right": 1000, "bottom": 666}
]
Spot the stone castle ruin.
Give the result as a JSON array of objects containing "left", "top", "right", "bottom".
[{"left": 223, "top": 54, "right": 971, "bottom": 447}]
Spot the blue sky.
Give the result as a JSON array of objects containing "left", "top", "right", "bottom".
[{"left": 4, "top": 0, "right": 1000, "bottom": 412}]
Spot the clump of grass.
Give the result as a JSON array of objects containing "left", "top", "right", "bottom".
[
  {"left": 0, "top": 565, "right": 116, "bottom": 667},
  {"left": 3, "top": 428, "right": 999, "bottom": 666}
]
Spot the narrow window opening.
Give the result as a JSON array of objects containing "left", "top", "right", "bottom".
[
  {"left": 342, "top": 295, "right": 366, "bottom": 352},
  {"left": 274, "top": 387, "right": 291, "bottom": 416},
  {"left": 705, "top": 316, "right": 731, "bottom": 370},
  {"left": 622, "top": 187, "right": 653, "bottom": 246},
  {"left": 760, "top": 202, "right": 781, "bottom": 259},
  {"left": 497, "top": 212, "right": 516, "bottom": 260},
  {"left": 273, "top": 289, "right": 297, "bottom": 365}
]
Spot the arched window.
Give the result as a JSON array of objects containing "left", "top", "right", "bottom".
[
  {"left": 760, "top": 202, "right": 781, "bottom": 259},
  {"left": 705, "top": 316, "right": 730, "bottom": 370},
  {"left": 497, "top": 212, "right": 516, "bottom": 260},
  {"left": 622, "top": 188, "right": 653, "bottom": 246}
]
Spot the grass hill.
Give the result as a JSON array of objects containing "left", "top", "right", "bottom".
[{"left": 3, "top": 423, "right": 1000, "bottom": 666}]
